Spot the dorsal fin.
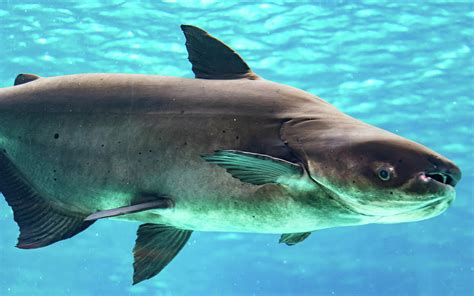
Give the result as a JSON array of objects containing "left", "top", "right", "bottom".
[
  {"left": 180, "top": 25, "right": 259, "bottom": 80},
  {"left": 14, "top": 73, "right": 40, "bottom": 86}
]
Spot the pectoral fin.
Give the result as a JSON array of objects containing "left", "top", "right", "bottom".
[
  {"left": 84, "top": 196, "right": 174, "bottom": 221},
  {"left": 202, "top": 150, "right": 303, "bottom": 185},
  {"left": 279, "top": 232, "right": 311, "bottom": 246},
  {"left": 133, "top": 224, "right": 192, "bottom": 284}
]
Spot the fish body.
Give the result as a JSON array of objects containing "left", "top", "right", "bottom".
[
  {"left": 0, "top": 74, "right": 360, "bottom": 233},
  {"left": 0, "top": 25, "right": 461, "bottom": 284}
]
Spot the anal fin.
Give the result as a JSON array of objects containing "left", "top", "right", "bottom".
[
  {"left": 133, "top": 224, "right": 192, "bottom": 284},
  {"left": 0, "top": 151, "right": 94, "bottom": 249}
]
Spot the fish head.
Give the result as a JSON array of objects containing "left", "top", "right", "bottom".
[{"left": 289, "top": 121, "right": 461, "bottom": 222}]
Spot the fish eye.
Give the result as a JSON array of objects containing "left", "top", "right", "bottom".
[{"left": 377, "top": 167, "right": 392, "bottom": 181}]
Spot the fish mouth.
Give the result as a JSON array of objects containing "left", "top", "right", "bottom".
[
  {"left": 406, "top": 170, "right": 457, "bottom": 215},
  {"left": 417, "top": 170, "right": 459, "bottom": 195},
  {"left": 406, "top": 160, "right": 461, "bottom": 203},
  {"left": 423, "top": 171, "right": 458, "bottom": 187},
  {"left": 422, "top": 156, "right": 462, "bottom": 188}
]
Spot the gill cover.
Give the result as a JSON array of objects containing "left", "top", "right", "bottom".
[
  {"left": 280, "top": 117, "right": 407, "bottom": 216},
  {"left": 280, "top": 118, "right": 359, "bottom": 192}
]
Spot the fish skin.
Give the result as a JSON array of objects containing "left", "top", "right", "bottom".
[
  {"left": 0, "top": 25, "right": 462, "bottom": 285},
  {"left": 0, "top": 25, "right": 460, "bottom": 236},
  {"left": 0, "top": 74, "right": 364, "bottom": 233}
]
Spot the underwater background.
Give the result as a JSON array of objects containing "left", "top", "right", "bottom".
[{"left": 0, "top": 1, "right": 472, "bottom": 295}]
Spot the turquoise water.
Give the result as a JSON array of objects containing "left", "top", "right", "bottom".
[{"left": 0, "top": 1, "right": 473, "bottom": 295}]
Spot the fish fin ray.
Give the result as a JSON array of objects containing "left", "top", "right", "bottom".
[
  {"left": 279, "top": 232, "right": 311, "bottom": 246},
  {"left": 133, "top": 223, "right": 192, "bottom": 284},
  {"left": 180, "top": 25, "right": 260, "bottom": 80},
  {"left": 14, "top": 73, "right": 41, "bottom": 86},
  {"left": 84, "top": 196, "right": 174, "bottom": 221},
  {"left": 202, "top": 150, "right": 303, "bottom": 185},
  {"left": 0, "top": 151, "right": 94, "bottom": 249}
]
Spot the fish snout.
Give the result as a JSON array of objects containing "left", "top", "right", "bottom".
[{"left": 424, "top": 157, "right": 462, "bottom": 187}]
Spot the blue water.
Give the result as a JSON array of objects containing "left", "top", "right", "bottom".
[{"left": 0, "top": 2, "right": 473, "bottom": 295}]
